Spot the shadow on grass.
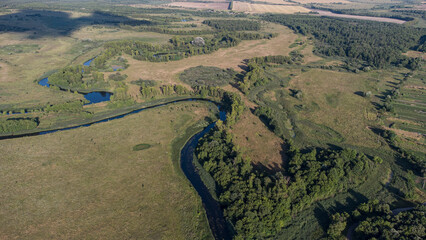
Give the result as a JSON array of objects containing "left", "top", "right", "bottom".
[{"left": 0, "top": 9, "right": 155, "bottom": 39}]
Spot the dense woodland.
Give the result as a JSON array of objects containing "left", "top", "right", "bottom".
[
  {"left": 262, "top": 14, "right": 426, "bottom": 69},
  {"left": 327, "top": 200, "right": 425, "bottom": 240},
  {"left": 203, "top": 19, "right": 261, "bottom": 31},
  {"left": 48, "top": 65, "right": 106, "bottom": 90},
  {"left": 196, "top": 124, "right": 378, "bottom": 239}
]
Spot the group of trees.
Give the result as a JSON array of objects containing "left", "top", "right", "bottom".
[
  {"left": 238, "top": 52, "right": 304, "bottom": 93},
  {"left": 192, "top": 91, "right": 378, "bottom": 239},
  {"left": 48, "top": 65, "right": 106, "bottom": 90},
  {"left": 381, "top": 129, "right": 425, "bottom": 178},
  {"left": 203, "top": 19, "right": 261, "bottom": 31},
  {"left": 93, "top": 32, "right": 275, "bottom": 66},
  {"left": 249, "top": 51, "right": 304, "bottom": 66},
  {"left": 196, "top": 125, "right": 377, "bottom": 239},
  {"left": 139, "top": 81, "right": 228, "bottom": 101},
  {"left": 327, "top": 199, "right": 425, "bottom": 240},
  {"left": 0, "top": 117, "right": 38, "bottom": 133},
  {"left": 262, "top": 14, "right": 426, "bottom": 69}
]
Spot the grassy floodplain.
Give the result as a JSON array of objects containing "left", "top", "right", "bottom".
[
  {"left": 0, "top": 101, "right": 215, "bottom": 239},
  {"left": 0, "top": 1, "right": 425, "bottom": 239}
]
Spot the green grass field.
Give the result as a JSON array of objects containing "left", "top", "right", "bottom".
[{"left": 0, "top": 101, "right": 215, "bottom": 239}]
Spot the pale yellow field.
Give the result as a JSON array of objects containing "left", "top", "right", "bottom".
[
  {"left": 292, "top": 0, "right": 351, "bottom": 3},
  {"left": 250, "top": 0, "right": 296, "bottom": 5},
  {"left": 232, "top": 2, "right": 310, "bottom": 13},
  {"left": 167, "top": 2, "right": 229, "bottom": 10},
  {"left": 0, "top": 25, "right": 170, "bottom": 108},
  {"left": 119, "top": 23, "right": 298, "bottom": 85}
]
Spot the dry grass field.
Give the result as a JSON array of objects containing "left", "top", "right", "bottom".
[
  {"left": 278, "top": 68, "right": 384, "bottom": 148},
  {"left": 0, "top": 24, "right": 170, "bottom": 109},
  {"left": 167, "top": 2, "right": 230, "bottom": 10},
  {"left": 230, "top": 110, "right": 286, "bottom": 171},
  {"left": 232, "top": 2, "right": 310, "bottom": 13},
  {"left": 120, "top": 23, "right": 298, "bottom": 85},
  {"left": 0, "top": 101, "right": 214, "bottom": 239}
]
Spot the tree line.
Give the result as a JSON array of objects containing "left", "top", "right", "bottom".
[
  {"left": 262, "top": 14, "right": 426, "bottom": 69},
  {"left": 95, "top": 32, "right": 275, "bottom": 66},
  {"left": 203, "top": 19, "right": 261, "bottom": 31}
]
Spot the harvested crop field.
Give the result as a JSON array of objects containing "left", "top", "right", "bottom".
[
  {"left": 232, "top": 2, "right": 310, "bottom": 13},
  {"left": 251, "top": 0, "right": 296, "bottom": 4},
  {"left": 291, "top": 0, "right": 351, "bottom": 3},
  {"left": 167, "top": 2, "right": 229, "bottom": 10}
]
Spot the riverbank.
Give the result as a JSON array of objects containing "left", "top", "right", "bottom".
[{"left": 0, "top": 96, "right": 219, "bottom": 140}]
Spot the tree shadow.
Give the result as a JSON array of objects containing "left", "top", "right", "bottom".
[
  {"left": 354, "top": 91, "right": 364, "bottom": 97},
  {"left": 0, "top": 9, "right": 154, "bottom": 39}
]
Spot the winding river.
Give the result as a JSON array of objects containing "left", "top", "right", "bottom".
[
  {"left": 1, "top": 96, "right": 231, "bottom": 239},
  {"left": 1, "top": 57, "right": 232, "bottom": 239}
]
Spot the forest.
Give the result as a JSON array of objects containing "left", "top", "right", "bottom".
[
  {"left": 202, "top": 19, "right": 261, "bottom": 31},
  {"left": 262, "top": 14, "right": 426, "bottom": 69},
  {"left": 326, "top": 200, "right": 425, "bottom": 239},
  {"left": 196, "top": 124, "right": 379, "bottom": 239}
]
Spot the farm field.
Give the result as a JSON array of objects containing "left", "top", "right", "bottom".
[
  {"left": 250, "top": 0, "right": 296, "bottom": 4},
  {"left": 0, "top": 101, "right": 215, "bottom": 239},
  {"left": 232, "top": 2, "right": 310, "bottom": 13},
  {"left": 166, "top": 2, "right": 230, "bottom": 10},
  {"left": 292, "top": 0, "right": 351, "bottom": 3}
]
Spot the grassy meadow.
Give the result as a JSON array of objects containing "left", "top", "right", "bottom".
[
  {"left": 0, "top": 101, "right": 215, "bottom": 239},
  {"left": 0, "top": 2, "right": 424, "bottom": 239}
]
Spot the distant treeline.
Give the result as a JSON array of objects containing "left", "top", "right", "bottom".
[
  {"left": 262, "top": 14, "right": 426, "bottom": 69},
  {"left": 310, "top": 7, "right": 417, "bottom": 21},
  {"left": 203, "top": 19, "right": 261, "bottom": 31}
]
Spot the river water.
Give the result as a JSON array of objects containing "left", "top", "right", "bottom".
[{"left": 0, "top": 98, "right": 231, "bottom": 239}]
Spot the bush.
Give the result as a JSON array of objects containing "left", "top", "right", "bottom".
[{"left": 0, "top": 117, "right": 39, "bottom": 133}]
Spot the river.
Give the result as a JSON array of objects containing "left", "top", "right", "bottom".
[{"left": 0, "top": 97, "right": 231, "bottom": 240}]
